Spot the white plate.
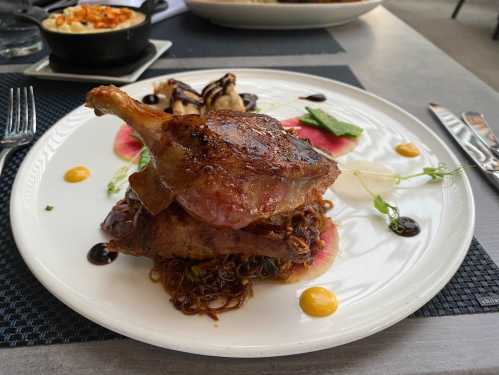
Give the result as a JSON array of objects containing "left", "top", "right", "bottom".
[
  {"left": 185, "top": 0, "right": 383, "bottom": 29},
  {"left": 11, "top": 69, "right": 474, "bottom": 358},
  {"left": 24, "top": 40, "right": 172, "bottom": 84}
]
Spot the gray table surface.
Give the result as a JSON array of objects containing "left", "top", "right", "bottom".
[{"left": 2, "top": 6, "right": 499, "bottom": 375}]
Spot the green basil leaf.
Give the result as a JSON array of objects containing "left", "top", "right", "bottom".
[
  {"left": 298, "top": 114, "right": 322, "bottom": 127},
  {"left": 373, "top": 195, "right": 389, "bottom": 214},
  {"left": 306, "top": 107, "right": 363, "bottom": 138},
  {"left": 138, "top": 147, "right": 151, "bottom": 170},
  {"left": 107, "top": 165, "right": 130, "bottom": 195}
]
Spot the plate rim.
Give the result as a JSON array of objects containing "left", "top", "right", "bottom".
[{"left": 10, "top": 68, "right": 475, "bottom": 357}]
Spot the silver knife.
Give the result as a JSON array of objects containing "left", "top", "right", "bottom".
[
  {"left": 429, "top": 103, "right": 499, "bottom": 190},
  {"left": 461, "top": 111, "right": 499, "bottom": 159}
]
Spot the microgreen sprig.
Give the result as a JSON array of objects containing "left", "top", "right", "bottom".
[
  {"left": 107, "top": 165, "right": 130, "bottom": 195},
  {"left": 353, "top": 170, "right": 401, "bottom": 229},
  {"left": 350, "top": 163, "right": 464, "bottom": 233},
  {"left": 107, "top": 147, "right": 147, "bottom": 195},
  {"left": 343, "top": 164, "right": 464, "bottom": 186},
  {"left": 395, "top": 164, "right": 463, "bottom": 184}
]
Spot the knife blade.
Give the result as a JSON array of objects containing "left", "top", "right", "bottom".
[
  {"left": 429, "top": 103, "right": 499, "bottom": 191},
  {"left": 461, "top": 111, "right": 499, "bottom": 159}
]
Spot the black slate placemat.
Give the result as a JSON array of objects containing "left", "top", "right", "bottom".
[
  {"left": 151, "top": 13, "right": 344, "bottom": 58},
  {"left": 0, "top": 11, "right": 344, "bottom": 65},
  {"left": 0, "top": 66, "right": 498, "bottom": 348},
  {"left": 414, "top": 238, "right": 499, "bottom": 317}
]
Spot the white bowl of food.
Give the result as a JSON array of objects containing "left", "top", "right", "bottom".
[{"left": 185, "top": 0, "right": 383, "bottom": 29}]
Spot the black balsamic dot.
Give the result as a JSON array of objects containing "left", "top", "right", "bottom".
[
  {"left": 142, "top": 94, "right": 159, "bottom": 105},
  {"left": 389, "top": 216, "right": 420, "bottom": 237},
  {"left": 87, "top": 243, "right": 118, "bottom": 265},
  {"left": 299, "top": 93, "right": 327, "bottom": 102}
]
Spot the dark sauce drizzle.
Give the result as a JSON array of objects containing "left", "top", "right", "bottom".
[
  {"left": 173, "top": 79, "right": 201, "bottom": 96},
  {"left": 389, "top": 217, "right": 420, "bottom": 237},
  {"left": 87, "top": 243, "right": 118, "bottom": 265},
  {"left": 143, "top": 80, "right": 204, "bottom": 109},
  {"left": 172, "top": 87, "right": 204, "bottom": 108},
  {"left": 143, "top": 75, "right": 258, "bottom": 112},
  {"left": 299, "top": 93, "right": 327, "bottom": 102},
  {"left": 202, "top": 73, "right": 234, "bottom": 106},
  {"left": 142, "top": 94, "right": 159, "bottom": 105},
  {"left": 240, "top": 93, "right": 258, "bottom": 111},
  {"left": 169, "top": 80, "right": 204, "bottom": 109}
]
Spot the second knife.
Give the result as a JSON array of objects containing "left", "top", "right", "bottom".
[{"left": 429, "top": 103, "right": 499, "bottom": 191}]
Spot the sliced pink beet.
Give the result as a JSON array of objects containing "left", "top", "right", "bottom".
[
  {"left": 285, "top": 218, "right": 339, "bottom": 283},
  {"left": 281, "top": 117, "right": 358, "bottom": 157},
  {"left": 114, "top": 124, "right": 143, "bottom": 162}
]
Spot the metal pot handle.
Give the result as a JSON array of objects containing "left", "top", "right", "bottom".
[
  {"left": 140, "top": 0, "right": 166, "bottom": 16},
  {"left": 14, "top": 6, "right": 48, "bottom": 26},
  {"left": 43, "top": 0, "right": 78, "bottom": 13}
]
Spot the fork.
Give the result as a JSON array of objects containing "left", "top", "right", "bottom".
[{"left": 0, "top": 86, "right": 36, "bottom": 177}]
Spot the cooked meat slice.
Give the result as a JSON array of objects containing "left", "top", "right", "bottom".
[
  {"left": 102, "top": 190, "right": 328, "bottom": 263},
  {"left": 87, "top": 85, "right": 340, "bottom": 229},
  {"left": 201, "top": 73, "right": 245, "bottom": 112}
]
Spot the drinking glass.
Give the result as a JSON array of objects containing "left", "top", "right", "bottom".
[{"left": 0, "top": 0, "right": 42, "bottom": 58}]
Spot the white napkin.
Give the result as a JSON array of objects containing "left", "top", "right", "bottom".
[{"left": 79, "top": 0, "right": 188, "bottom": 23}]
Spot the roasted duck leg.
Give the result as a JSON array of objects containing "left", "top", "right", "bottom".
[
  {"left": 86, "top": 85, "right": 170, "bottom": 149},
  {"left": 86, "top": 85, "right": 340, "bottom": 229}
]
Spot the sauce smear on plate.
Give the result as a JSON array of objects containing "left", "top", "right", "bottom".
[
  {"left": 142, "top": 94, "right": 160, "bottom": 105},
  {"left": 389, "top": 217, "right": 420, "bottom": 237},
  {"left": 299, "top": 93, "right": 327, "bottom": 102},
  {"left": 300, "top": 286, "right": 338, "bottom": 317},
  {"left": 64, "top": 166, "right": 90, "bottom": 183},
  {"left": 395, "top": 143, "right": 420, "bottom": 158},
  {"left": 87, "top": 243, "right": 118, "bottom": 265}
]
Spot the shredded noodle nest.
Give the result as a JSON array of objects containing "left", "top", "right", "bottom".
[{"left": 149, "top": 198, "right": 332, "bottom": 320}]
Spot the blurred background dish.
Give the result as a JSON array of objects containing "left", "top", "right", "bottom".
[
  {"left": 16, "top": 2, "right": 153, "bottom": 66},
  {"left": 185, "top": 0, "right": 383, "bottom": 29},
  {"left": 23, "top": 39, "right": 172, "bottom": 83},
  {"left": 0, "top": 0, "right": 42, "bottom": 58},
  {"left": 41, "top": 4, "right": 146, "bottom": 33}
]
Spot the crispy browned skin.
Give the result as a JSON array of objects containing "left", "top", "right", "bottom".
[
  {"left": 102, "top": 190, "right": 326, "bottom": 262},
  {"left": 128, "top": 164, "right": 173, "bottom": 215},
  {"left": 87, "top": 85, "right": 339, "bottom": 229}
]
